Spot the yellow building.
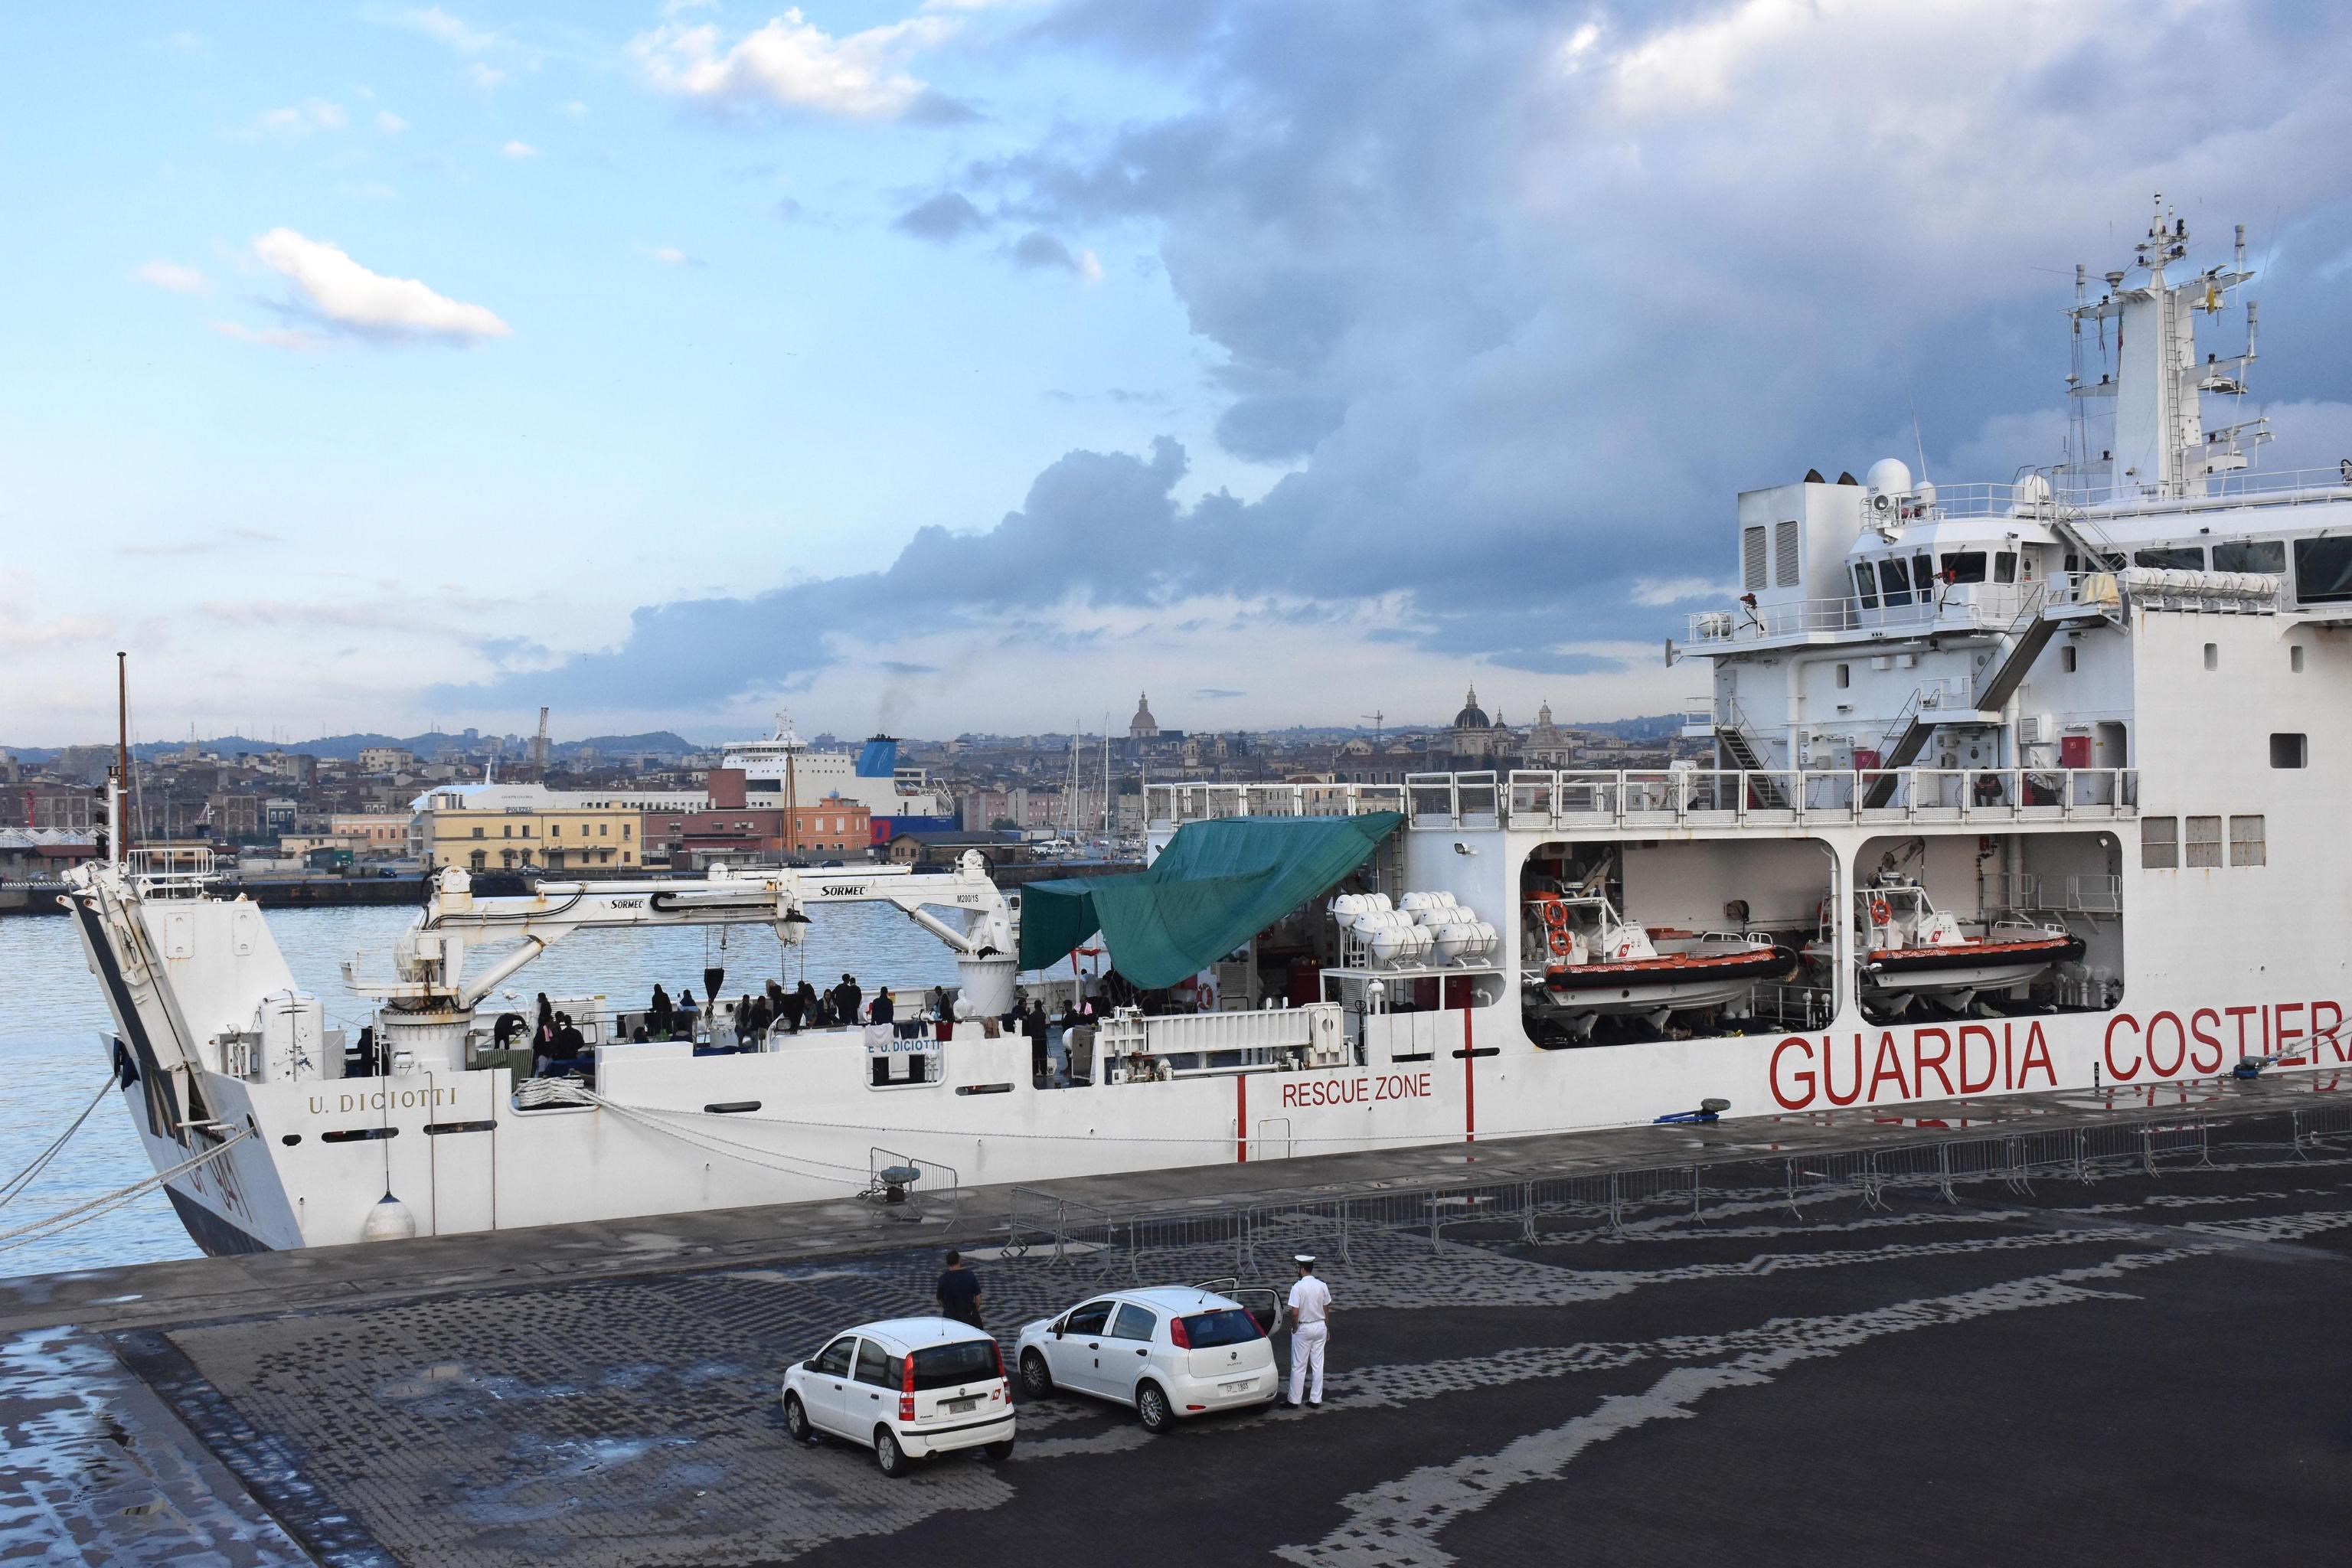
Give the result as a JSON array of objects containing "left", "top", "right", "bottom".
[
  {"left": 416, "top": 785, "right": 655, "bottom": 873},
  {"left": 329, "top": 812, "right": 413, "bottom": 854}
]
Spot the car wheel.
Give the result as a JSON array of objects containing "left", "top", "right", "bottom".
[
  {"left": 875, "top": 1427, "right": 910, "bottom": 1479},
  {"left": 1020, "top": 1351, "right": 1054, "bottom": 1399},
  {"left": 782, "top": 1392, "right": 813, "bottom": 1444},
  {"left": 1136, "top": 1381, "right": 1175, "bottom": 1434},
  {"left": 983, "top": 1438, "right": 1016, "bottom": 1461}
]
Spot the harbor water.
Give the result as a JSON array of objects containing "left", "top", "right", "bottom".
[{"left": 0, "top": 901, "right": 962, "bottom": 1277}]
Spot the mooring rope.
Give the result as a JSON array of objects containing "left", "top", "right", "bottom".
[
  {"left": 0, "top": 1071, "right": 121, "bottom": 1210},
  {"left": 0, "top": 1127, "right": 253, "bottom": 1253}
]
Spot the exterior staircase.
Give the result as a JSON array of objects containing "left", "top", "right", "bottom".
[{"left": 1713, "top": 700, "right": 1789, "bottom": 809}]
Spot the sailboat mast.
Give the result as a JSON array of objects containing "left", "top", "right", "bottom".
[{"left": 115, "top": 651, "right": 132, "bottom": 863}]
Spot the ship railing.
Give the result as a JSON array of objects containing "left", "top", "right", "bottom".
[
  {"left": 127, "top": 845, "right": 219, "bottom": 899},
  {"left": 1936, "top": 465, "right": 2352, "bottom": 518},
  {"left": 1748, "top": 982, "right": 1835, "bottom": 1030},
  {"left": 1145, "top": 781, "right": 1408, "bottom": 826},
  {"left": 1687, "top": 584, "right": 2036, "bottom": 646},
  {"left": 1148, "top": 768, "right": 2135, "bottom": 831}
]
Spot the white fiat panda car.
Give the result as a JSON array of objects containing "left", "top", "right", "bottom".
[
  {"left": 781, "top": 1317, "right": 1015, "bottom": 1477},
  {"left": 1013, "top": 1285, "right": 1279, "bottom": 1432}
]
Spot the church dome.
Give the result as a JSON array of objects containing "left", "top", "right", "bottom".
[
  {"left": 1129, "top": 693, "right": 1160, "bottom": 738},
  {"left": 1452, "top": 685, "right": 1490, "bottom": 730}
]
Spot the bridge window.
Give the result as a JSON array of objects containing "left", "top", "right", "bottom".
[
  {"left": 1877, "top": 557, "right": 1913, "bottom": 607},
  {"left": 2213, "top": 539, "right": 2285, "bottom": 573},
  {"left": 1994, "top": 551, "right": 2017, "bottom": 583},
  {"left": 2135, "top": 545, "right": 2205, "bottom": 570},
  {"left": 2295, "top": 536, "right": 2352, "bottom": 603},
  {"left": 2270, "top": 733, "right": 2307, "bottom": 768},
  {"left": 2184, "top": 815, "right": 2223, "bottom": 869},
  {"left": 1853, "top": 563, "right": 1880, "bottom": 609},
  {"left": 2140, "top": 817, "right": 2176, "bottom": 870},
  {"left": 1939, "top": 550, "right": 1988, "bottom": 583},
  {"left": 2230, "top": 815, "right": 2266, "bottom": 867}
]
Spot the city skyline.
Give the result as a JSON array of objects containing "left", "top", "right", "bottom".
[{"left": 8, "top": 2, "right": 2352, "bottom": 744}]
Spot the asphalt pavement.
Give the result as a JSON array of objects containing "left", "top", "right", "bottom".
[{"left": 15, "top": 1116, "right": 2350, "bottom": 1566}]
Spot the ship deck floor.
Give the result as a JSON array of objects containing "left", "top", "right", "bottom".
[{"left": 7, "top": 1073, "right": 2351, "bottom": 1565}]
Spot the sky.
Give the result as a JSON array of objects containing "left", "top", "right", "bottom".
[{"left": 7, "top": 0, "right": 2352, "bottom": 747}]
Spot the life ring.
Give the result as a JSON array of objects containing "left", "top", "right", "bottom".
[
  {"left": 1548, "top": 929, "right": 1574, "bottom": 958},
  {"left": 1869, "top": 898, "right": 1892, "bottom": 925}
]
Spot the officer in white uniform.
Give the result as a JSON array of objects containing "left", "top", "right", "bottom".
[{"left": 1284, "top": 1253, "right": 1332, "bottom": 1407}]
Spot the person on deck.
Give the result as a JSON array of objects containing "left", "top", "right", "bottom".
[
  {"left": 534, "top": 994, "right": 555, "bottom": 1053},
  {"left": 1023, "top": 999, "right": 1050, "bottom": 1084},
  {"left": 678, "top": 988, "right": 700, "bottom": 1039},
  {"left": 788, "top": 980, "right": 814, "bottom": 1033},
  {"left": 870, "top": 988, "right": 895, "bottom": 1026},
  {"left": 833, "top": 974, "right": 863, "bottom": 1027},
  {"left": 736, "top": 994, "right": 757, "bottom": 1048},
  {"left": 648, "top": 984, "right": 673, "bottom": 1040}
]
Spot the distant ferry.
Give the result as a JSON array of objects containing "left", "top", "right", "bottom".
[
  {"left": 720, "top": 717, "right": 957, "bottom": 835},
  {"left": 60, "top": 198, "right": 2350, "bottom": 1254}
]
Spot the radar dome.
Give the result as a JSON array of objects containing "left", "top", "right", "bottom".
[{"left": 1864, "top": 458, "right": 1913, "bottom": 496}]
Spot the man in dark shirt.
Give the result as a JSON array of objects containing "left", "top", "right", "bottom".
[
  {"left": 935, "top": 1250, "right": 984, "bottom": 1328},
  {"left": 835, "top": 973, "right": 863, "bottom": 1028}
]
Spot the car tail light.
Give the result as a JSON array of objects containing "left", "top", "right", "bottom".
[
  {"left": 900, "top": 1353, "right": 916, "bottom": 1422},
  {"left": 992, "top": 1339, "right": 1007, "bottom": 1380},
  {"left": 1169, "top": 1316, "right": 1192, "bottom": 1350}
]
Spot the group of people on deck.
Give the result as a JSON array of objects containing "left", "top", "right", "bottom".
[{"left": 523, "top": 974, "right": 1109, "bottom": 1086}]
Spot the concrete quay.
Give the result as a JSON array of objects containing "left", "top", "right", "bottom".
[{"left": 6, "top": 1072, "right": 2351, "bottom": 1565}]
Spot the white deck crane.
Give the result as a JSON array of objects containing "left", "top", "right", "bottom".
[{"left": 346, "top": 851, "right": 1018, "bottom": 1071}]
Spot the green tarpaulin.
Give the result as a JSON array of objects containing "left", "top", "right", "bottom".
[{"left": 1017, "top": 812, "right": 1403, "bottom": 989}]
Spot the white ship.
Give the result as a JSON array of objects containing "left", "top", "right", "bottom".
[
  {"left": 62, "top": 198, "right": 2351, "bottom": 1254},
  {"left": 720, "top": 717, "right": 957, "bottom": 831}
]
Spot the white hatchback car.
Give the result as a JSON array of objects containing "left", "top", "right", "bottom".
[
  {"left": 780, "top": 1316, "right": 1015, "bottom": 1477},
  {"left": 1013, "top": 1285, "right": 1279, "bottom": 1432}
]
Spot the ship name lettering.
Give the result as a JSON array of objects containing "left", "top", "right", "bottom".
[
  {"left": 2103, "top": 1000, "right": 2345, "bottom": 1082},
  {"left": 1772, "top": 1020, "right": 2058, "bottom": 1110},
  {"left": 318, "top": 1087, "right": 456, "bottom": 1115},
  {"left": 1278, "top": 1071, "right": 1432, "bottom": 1110}
]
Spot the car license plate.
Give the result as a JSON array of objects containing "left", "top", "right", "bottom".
[
  {"left": 1220, "top": 1379, "right": 1253, "bottom": 1394},
  {"left": 946, "top": 1396, "right": 978, "bottom": 1414}
]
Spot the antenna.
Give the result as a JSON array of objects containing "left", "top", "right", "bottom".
[
  {"left": 1361, "top": 710, "right": 1383, "bottom": 747},
  {"left": 1906, "top": 378, "right": 1930, "bottom": 484}
]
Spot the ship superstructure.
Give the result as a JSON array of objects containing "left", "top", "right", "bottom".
[{"left": 57, "top": 200, "right": 2351, "bottom": 1255}]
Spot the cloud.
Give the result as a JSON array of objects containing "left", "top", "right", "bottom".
[
  {"left": 629, "top": 8, "right": 969, "bottom": 122},
  {"left": 393, "top": 6, "right": 503, "bottom": 54},
  {"left": 212, "top": 320, "right": 327, "bottom": 351},
  {"left": 501, "top": 139, "right": 537, "bottom": 158},
  {"left": 1008, "top": 230, "right": 1101, "bottom": 280},
  {"left": 1631, "top": 577, "right": 1731, "bottom": 607},
  {"left": 247, "top": 228, "right": 511, "bottom": 342},
  {"left": 466, "top": 62, "right": 506, "bottom": 90},
  {"left": 561, "top": 99, "right": 588, "bottom": 116},
  {"left": 0, "top": 570, "right": 109, "bottom": 651},
  {"left": 122, "top": 528, "right": 282, "bottom": 558},
  {"left": 136, "top": 260, "right": 207, "bottom": 295},
  {"left": 893, "top": 191, "right": 988, "bottom": 241},
  {"left": 250, "top": 98, "right": 347, "bottom": 137},
  {"left": 444, "top": 0, "right": 2352, "bottom": 727},
  {"left": 649, "top": 245, "right": 703, "bottom": 266},
  {"left": 377, "top": 110, "right": 409, "bottom": 133}
]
